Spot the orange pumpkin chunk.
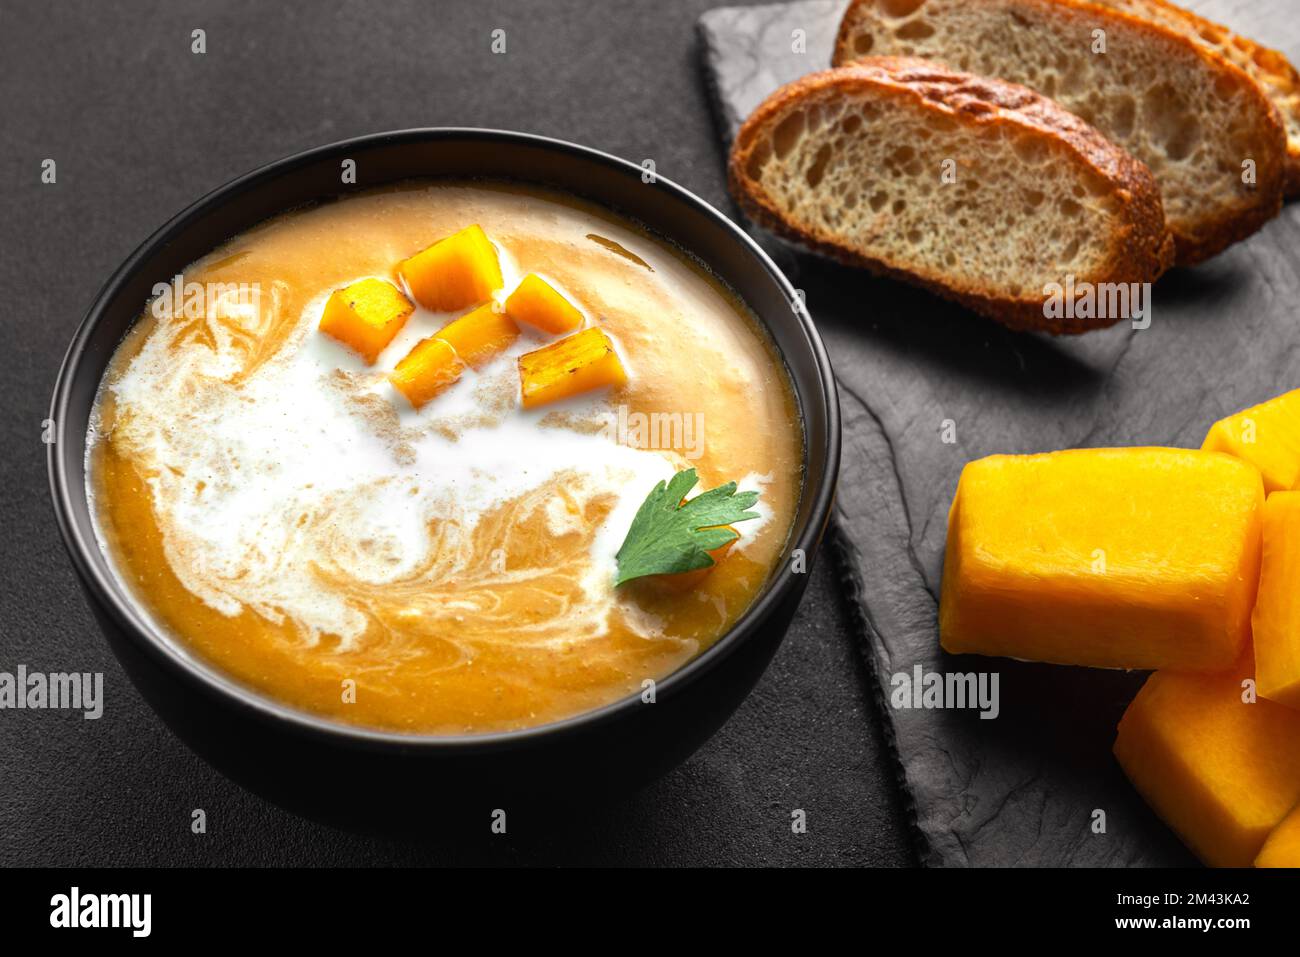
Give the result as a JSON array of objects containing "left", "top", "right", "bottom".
[
  {"left": 1256, "top": 802, "right": 1300, "bottom": 867},
  {"left": 1114, "top": 663, "right": 1300, "bottom": 868},
  {"left": 398, "top": 225, "right": 503, "bottom": 312},
  {"left": 518, "top": 327, "right": 627, "bottom": 409},
  {"left": 1202, "top": 388, "right": 1300, "bottom": 493},
  {"left": 1252, "top": 491, "right": 1300, "bottom": 709},
  {"left": 940, "top": 448, "right": 1264, "bottom": 671},
  {"left": 504, "top": 273, "right": 584, "bottom": 334},
  {"left": 433, "top": 303, "right": 519, "bottom": 369},
  {"left": 389, "top": 337, "right": 465, "bottom": 409},
  {"left": 318, "top": 278, "right": 414, "bottom": 364}
]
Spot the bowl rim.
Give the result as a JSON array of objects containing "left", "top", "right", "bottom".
[{"left": 47, "top": 127, "right": 841, "bottom": 752}]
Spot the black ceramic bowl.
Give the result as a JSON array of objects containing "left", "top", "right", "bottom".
[{"left": 47, "top": 129, "right": 840, "bottom": 830}]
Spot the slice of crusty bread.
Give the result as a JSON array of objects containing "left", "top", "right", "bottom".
[
  {"left": 729, "top": 59, "right": 1175, "bottom": 334},
  {"left": 833, "top": 0, "right": 1287, "bottom": 264},
  {"left": 1087, "top": 0, "right": 1300, "bottom": 197}
]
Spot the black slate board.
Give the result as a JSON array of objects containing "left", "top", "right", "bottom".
[{"left": 699, "top": 0, "right": 1300, "bottom": 866}]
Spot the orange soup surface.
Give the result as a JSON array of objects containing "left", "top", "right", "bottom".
[{"left": 87, "top": 182, "right": 803, "bottom": 733}]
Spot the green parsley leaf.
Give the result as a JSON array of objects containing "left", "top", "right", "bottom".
[{"left": 614, "top": 468, "right": 761, "bottom": 587}]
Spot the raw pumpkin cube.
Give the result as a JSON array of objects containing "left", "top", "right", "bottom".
[
  {"left": 1202, "top": 388, "right": 1300, "bottom": 493},
  {"left": 504, "top": 273, "right": 584, "bottom": 334},
  {"left": 1252, "top": 491, "right": 1300, "bottom": 709},
  {"left": 1256, "top": 803, "right": 1300, "bottom": 867},
  {"left": 518, "top": 327, "right": 627, "bottom": 409},
  {"left": 940, "top": 448, "right": 1264, "bottom": 671},
  {"left": 389, "top": 337, "right": 465, "bottom": 409},
  {"left": 398, "top": 225, "right": 503, "bottom": 312},
  {"left": 433, "top": 303, "right": 519, "bottom": 369},
  {"left": 1114, "top": 663, "right": 1300, "bottom": 867},
  {"left": 318, "top": 278, "right": 414, "bottom": 364}
]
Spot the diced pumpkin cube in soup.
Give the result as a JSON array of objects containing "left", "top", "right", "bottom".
[
  {"left": 1202, "top": 388, "right": 1300, "bottom": 493},
  {"left": 389, "top": 337, "right": 465, "bottom": 409},
  {"left": 518, "top": 327, "right": 627, "bottom": 409},
  {"left": 398, "top": 225, "right": 503, "bottom": 312},
  {"left": 318, "top": 278, "right": 414, "bottom": 363},
  {"left": 1256, "top": 803, "right": 1300, "bottom": 867},
  {"left": 1252, "top": 491, "right": 1300, "bottom": 709},
  {"left": 1114, "top": 664, "right": 1300, "bottom": 868},
  {"left": 940, "top": 448, "right": 1263, "bottom": 671},
  {"left": 434, "top": 303, "right": 519, "bottom": 369},
  {"left": 504, "top": 273, "right": 584, "bottom": 334}
]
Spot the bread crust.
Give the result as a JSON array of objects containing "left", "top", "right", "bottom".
[
  {"left": 832, "top": 0, "right": 1287, "bottom": 264},
  {"left": 1085, "top": 0, "right": 1300, "bottom": 196},
  {"left": 729, "top": 59, "right": 1175, "bottom": 335}
]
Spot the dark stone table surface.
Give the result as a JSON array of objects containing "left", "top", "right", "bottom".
[{"left": 0, "top": 0, "right": 913, "bottom": 867}]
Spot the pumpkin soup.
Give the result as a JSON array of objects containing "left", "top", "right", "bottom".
[{"left": 85, "top": 182, "right": 803, "bottom": 734}]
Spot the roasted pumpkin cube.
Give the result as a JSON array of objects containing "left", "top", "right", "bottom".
[
  {"left": 1256, "top": 803, "right": 1300, "bottom": 867},
  {"left": 434, "top": 303, "right": 519, "bottom": 369},
  {"left": 1252, "top": 491, "right": 1300, "bottom": 709},
  {"left": 389, "top": 337, "right": 465, "bottom": 409},
  {"left": 398, "top": 225, "right": 503, "bottom": 312},
  {"left": 518, "top": 327, "right": 627, "bottom": 409},
  {"left": 1114, "top": 662, "right": 1300, "bottom": 867},
  {"left": 504, "top": 273, "right": 584, "bottom": 334},
  {"left": 1202, "top": 388, "right": 1300, "bottom": 493},
  {"left": 940, "top": 448, "right": 1264, "bottom": 671},
  {"left": 318, "top": 278, "right": 414, "bottom": 364}
]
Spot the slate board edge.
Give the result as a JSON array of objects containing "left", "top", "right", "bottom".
[
  {"left": 695, "top": 9, "right": 935, "bottom": 867},
  {"left": 826, "top": 520, "right": 937, "bottom": 866}
]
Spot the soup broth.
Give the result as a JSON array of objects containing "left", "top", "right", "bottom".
[{"left": 87, "top": 182, "right": 803, "bottom": 734}]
